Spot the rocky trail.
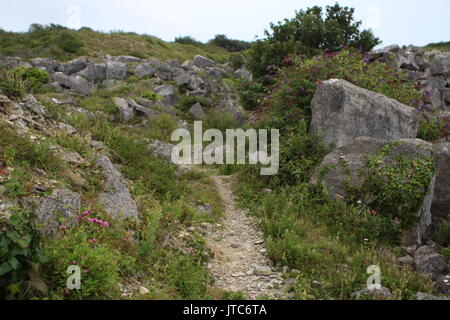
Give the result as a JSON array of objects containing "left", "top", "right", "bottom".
[{"left": 205, "top": 175, "right": 288, "bottom": 299}]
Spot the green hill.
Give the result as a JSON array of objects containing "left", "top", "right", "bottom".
[{"left": 0, "top": 24, "right": 232, "bottom": 62}]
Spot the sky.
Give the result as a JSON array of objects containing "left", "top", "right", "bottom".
[{"left": 0, "top": 0, "right": 449, "bottom": 47}]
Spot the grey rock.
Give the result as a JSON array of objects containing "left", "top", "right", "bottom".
[
  {"left": 414, "top": 292, "right": 449, "bottom": 300},
  {"left": 234, "top": 68, "right": 253, "bottom": 81},
  {"left": 310, "top": 79, "right": 419, "bottom": 148},
  {"left": 193, "top": 55, "right": 216, "bottom": 68},
  {"left": 153, "top": 85, "right": 177, "bottom": 106},
  {"left": 128, "top": 98, "right": 159, "bottom": 117},
  {"left": 113, "top": 97, "right": 135, "bottom": 122},
  {"left": 106, "top": 61, "right": 128, "bottom": 80},
  {"left": 430, "top": 53, "right": 450, "bottom": 77},
  {"left": 197, "top": 204, "right": 212, "bottom": 214},
  {"left": 430, "top": 143, "right": 450, "bottom": 234},
  {"left": 189, "top": 103, "right": 206, "bottom": 120},
  {"left": 442, "top": 88, "right": 450, "bottom": 103},
  {"left": 312, "top": 137, "right": 433, "bottom": 199},
  {"left": 78, "top": 63, "right": 106, "bottom": 82},
  {"left": 114, "top": 55, "right": 141, "bottom": 63},
  {"left": 188, "top": 74, "right": 204, "bottom": 90},
  {"left": 351, "top": 286, "right": 392, "bottom": 299},
  {"left": 23, "top": 189, "right": 82, "bottom": 236},
  {"left": 398, "top": 255, "right": 415, "bottom": 265},
  {"left": 312, "top": 137, "right": 434, "bottom": 244},
  {"left": 65, "top": 57, "right": 88, "bottom": 75},
  {"left": 30, "top": 58, "right": 62, "bottom": 74},
  {"left": 170, "top": 67, "right": 186, "bottom": 78},
  {"left": 96, "top": 155, "right": 139, "bottom": 219},
  {"left": 254, "top": 266, "right": 272, "bottom": 276},
  {"left": 367, "top": 45, "right": 400, "bottom": 61},
  {"left": 53, "top": 72, "right": 93, "bottom": 95},
  {"left": 174, "top": 73, "right": 190, "bottom": 86},
  {"left": 414, "top": 246, "right": 449, "bottom": 280},
  {"left": 148, "top": 140, "right": 175, "bottom": 163},
  {"left": 101, "top": 79, "right": 117, "bottom": 88},
  {"left": 436, "top": 274, "right": 450, "bottom": 295},
  {"left": 134, "top": 63, "right": 156, "bottom": 78},
  {"left": 206, "top": 67, "right": 228, "bottom": 80}
]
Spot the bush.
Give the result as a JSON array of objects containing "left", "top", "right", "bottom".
[
  {"left": 0, "top": 209, "right": 46, "bottom": 299},
  {"left": 247, "top": 4, "right": 381, "bottom": 76},
  {"left": 228, "top": 53, "right": 246, "bottom": 69},
  {"left": 56, "top": 33, "right": 83, "bottom": 54},
  {"left": 0, "top": 68, "right": 26, "bottom": 98},
  {"left": 174, "top": 36, "right": 203, "bottom": 47},
  {"left": 142, "top": 91, "right": 161, "bottom": 102},
  {"left": 208, "top": 34, "right": 251, "bottom": 52},
  {"left": 12, "top": 67, "right": 50, "bottom": 92},
  {"left": 174, "top": 96, "right": 211, "bottom": 113},
  {"left": 435, "top": 221, "right": 450, "bottom": 247}
]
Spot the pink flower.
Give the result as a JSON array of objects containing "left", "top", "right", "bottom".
[
  {"left": 102, "top": 221, "right": 110, "bottom": 228},
  {"left": 90, "top": 238, "right": 98, "bottom": 243},
  {"left": 60, "top": 225, "right": 68, "bottom": 231},
  {"left": 82, "top": 210, "right": 92, "bottom": 216},
  {"left": 87, "top": 218, "right": 95, "bottom": 223},
  {"left": 83, "top": 269, "right": 89, "bottom": 274},
  {"left": 72, "top": 261, "right": 77, "bottom": 265}
]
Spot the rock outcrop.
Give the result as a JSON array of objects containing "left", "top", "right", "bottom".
[
  {"left": 310, "top": 79, "right": 419, "bottom": 148},
  {"left": 96, "top": 155, "right": 139, "bottom": 220}
]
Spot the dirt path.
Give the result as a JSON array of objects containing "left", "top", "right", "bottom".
[{"left": 205, "top": 175, "right": 288, "bottom": 299}]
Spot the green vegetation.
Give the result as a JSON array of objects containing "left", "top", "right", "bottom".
[
  {"left": 425, "top": 41, "right": 450, "bottom": 52},
  {"left": 0, "top": 68, "right": 26, "bottom": 98},
  {"left": 247, "top": 4, "right": 381, "bottom": 76},
  {"left": 0, "top": 24, "right": 231, "bottom": 62},
  {"left": 234, "top": 43, "right": 437, "bottom": 299},
  {"left": 207, "top": 34, "right": 251, "bottom": 52}
]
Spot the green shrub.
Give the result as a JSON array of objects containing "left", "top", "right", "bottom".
[
  {"left": 443, "top": 247, "right": 450, "bottom": 261},
  {"left": 435, "top": 221, "right": 450, "bottom": 247},
  {"left": 235, "top": 79, "right": 265, "bottom": 111},
  {"left": 228, "top": 53, "right": 246, "bottom": 69},
  {"left": 56, "top": 33, "right": 83, "bottom": 54},
  {"left": 0, "top": 209, "right": 46, "bottom": 299},
  {"left": 142, "top": 90, "right": 161, "bottom": 101},
  {"left": 174, "top": 95, "right": 211, "bottom": 113},
  {"left": 417, "top": 117, "right": 442, "bottom": 142},
  {"left": 174, "top": 36, "right": 203, "bottom": 47},
  {"left": 208, "top": 34, "right": 251, "bottom": 52},
  {"left": 247, "top": 4, "right": 381, "bottom": 76},
  {"left": 12, "top": 67, "right": 50, "bottom": 92},
  {"left": 0, "top": 68, "right": 26, "bottom": 98}
]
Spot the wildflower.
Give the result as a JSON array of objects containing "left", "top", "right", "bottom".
[
  {"left": 364, "top": 57, "right": 370, "bottom": 63},
  {"left": 72, "top": 261, "right": 77, "bottom": 265},
  {"left": 82, "top": 210, "right": 92, "bottom": 216},
  {"left": 83, "top": 269, "right": 89, "bottom": 274},
  {"left": 102, "top": 221, "right": 110, "bottom": 228},
  {"left": 89, "top": 238, "right": 98, "bottom": 243},
  {"left": 60, "top": 225, "right": 68, "bottom": 231}
]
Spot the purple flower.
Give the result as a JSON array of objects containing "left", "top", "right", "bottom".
[{"left": 364, "top": 57, "right": 370, "bottom": 63}]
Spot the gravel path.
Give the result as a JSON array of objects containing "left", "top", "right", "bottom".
[{"left": 205, "top": 175, "right": 288, "bottom": 299}]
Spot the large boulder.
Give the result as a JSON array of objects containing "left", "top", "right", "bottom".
[
  {"left": 78, "top": 63, "right": 106, "bottom": 82},
  {"left": 311, "top": 137, "right": 435, "bottom": 244},
  {"left": 430, "top": 143, "right": 450, "bottom": 233},
  {"left": 53, "top": 72, "right": 93, "bottom": 95},
  {"left": 367, "top": 45, "right": 400, "bottom": 61},
  {"left": 193, "top": 55, "right": 216, "bottom": 68},
  {"left": 65, "top": 57, "right": 88, "bottom": 75},
  {"left": 23, "top": 189, "right": 82, "bottom": 236},
  {"left": 106, "top": 61, "right": 128, "bottom": 80},
  {"left": 113, "top": 97, "right": 135, "bottom": 122},
  {"left": 234, "top": 68, "right": 253, "bottom": 81},
  {"left": 96, "top": 155, "right": 139, "bottom": 220},
  {"left": 127, "top": 98, "right": 159, "bottom": 117},
  {"left": 153, "top": 85, "right": 177, "bottom": 106},
  {"left": 30, "top": 58, "right": 63, "bottom": 74},
  {"left": 310, "top": 79, "right": 419, "bottom": 148},
  {"left": 134, "top": 63, "right": 156, "bottom": 78},
  {"left": 148, "top": 140, "right": 176, "bottom": 163},
  {"left": 430, "top": 53, "right": 450, "bottom": 77},
  {"left": 114, "top": 55, "right": 141, "bottom": 63},
  {"left": 189, "top": 103, "right": 206, "bottom": 120},
  {"left": 414, "top": 246, "right": 449, "bottom": 280}
]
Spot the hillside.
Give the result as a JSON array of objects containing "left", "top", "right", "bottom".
[
  {"left": 0, "top": 6, "right": 450, "bottom": 302},
  {"left": 0, "top": 25, "right": 233, "bottom": 63}
]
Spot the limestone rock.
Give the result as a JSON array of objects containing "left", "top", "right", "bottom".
[
  {"left": 310, "top": 79, "right": 419, "bottom": 148},
  {"left": 96, "top": 155, "right": 139, "bottom": 220}
]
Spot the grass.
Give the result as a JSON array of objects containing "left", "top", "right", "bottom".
[
  {"left": 424, "top": 41, "right": 450, "bottom": 52},
  {"left": 0, "top": 26, "right": 232, "bottom": 62}
]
